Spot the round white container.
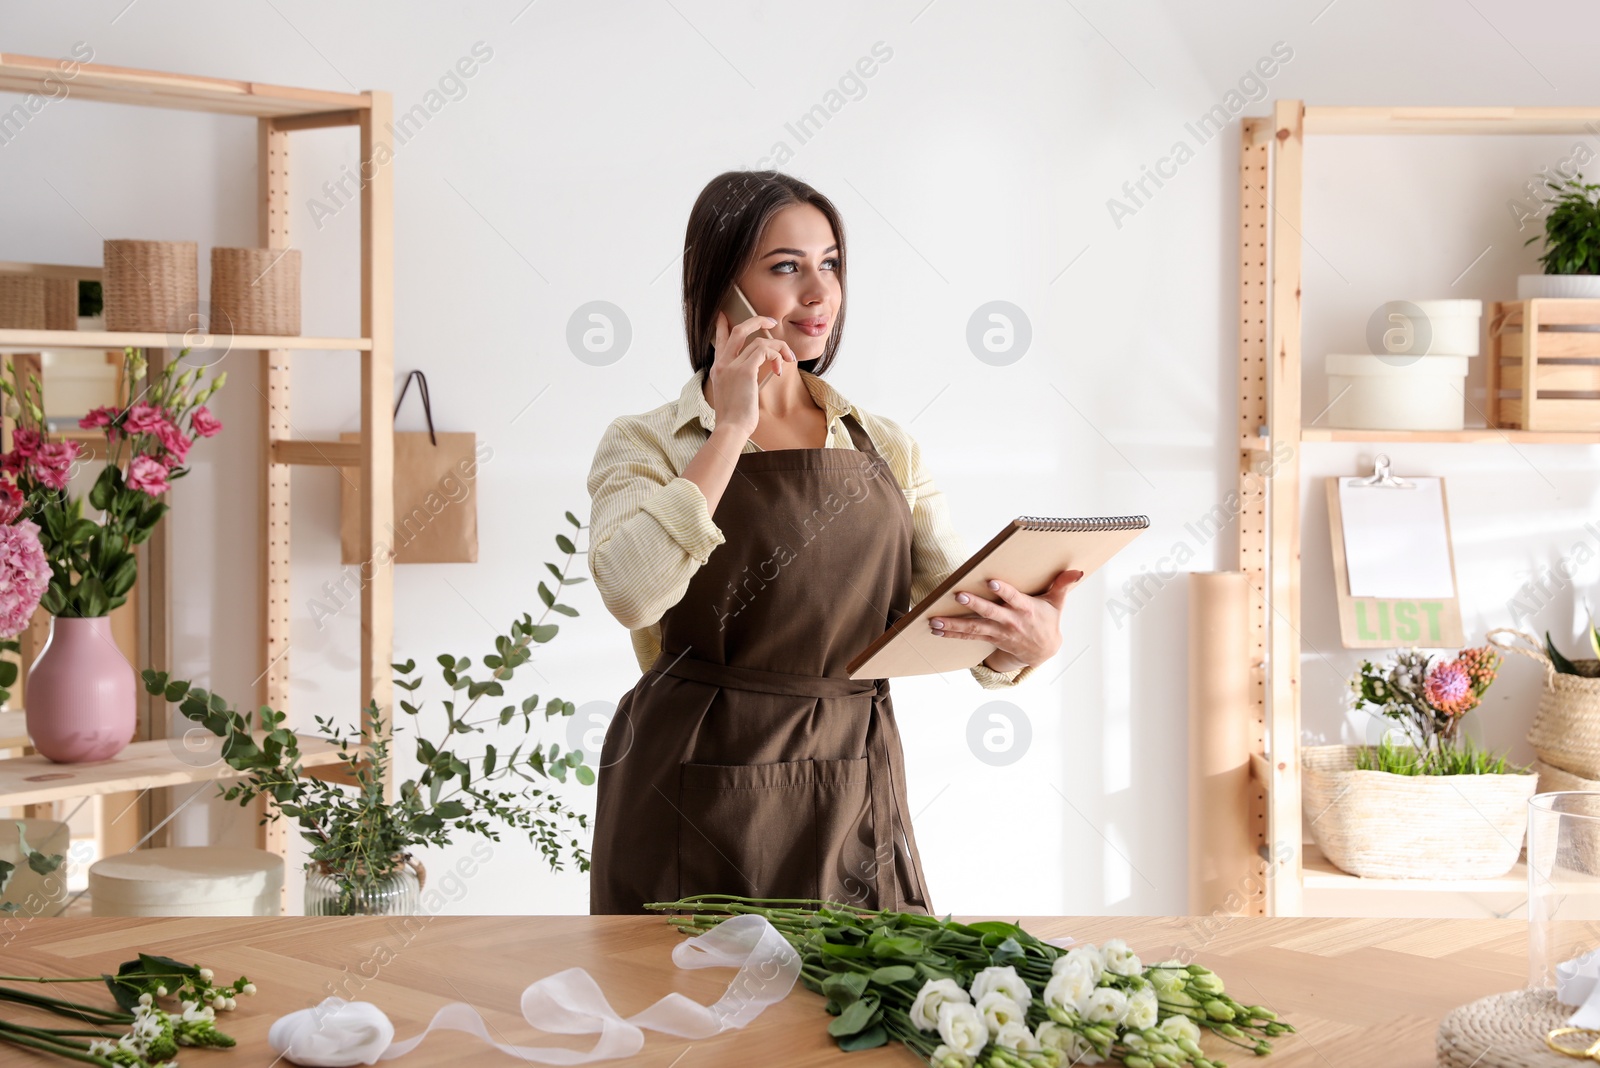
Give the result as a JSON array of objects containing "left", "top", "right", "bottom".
[
  {"left": 1517, "top": 274, "right": 1600, "bottom": 299},
  {"left": 1377, "top": 299, "right": 1482, "bottom": 356},
  {"left": 1324, "top": 353, "right": 1469, "bottom": 431},
  {"left": 90, "top": 847, "right": 284, "bottom": 917},
  {"left": 0, "top": 819, "right": 70, "bottom": 913}
]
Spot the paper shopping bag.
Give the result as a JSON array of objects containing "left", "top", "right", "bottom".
[{"left": 339, "top": 370, "right": 480, "bottom": 565}]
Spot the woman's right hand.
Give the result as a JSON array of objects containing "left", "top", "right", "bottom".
[{"left": 709, "top": 310, "right": 798, "bottom": 435}]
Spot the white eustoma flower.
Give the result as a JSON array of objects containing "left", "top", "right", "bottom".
[
  {"left": 937, "top": 1001, "right": 989, "bottom": 1058},
  {"left": 1149, "top": 965, "right": 1187, "bottom": 995},
  {"left": 1082, "top": 987, "right": 1129, "bottom": 1026},
  {"left": 970, "top": 965, "right": 1031, "bottom": 1014},
  {"left": 1043, "top": 958, "right": 1097, "bottom": 1015},
  {"left": 910, "top": 978, "right": 971, "bottom": 1032},
  {"left": 1101, "top": 938, "right": 1142, "bottom": 977},
  {"left": 928, "top": 1044, "right": 976, "bottom": 1068},
  {"left": 1055, "top": 1027, "right": 1105, "bottom": 1066},
  {"left": 1159, "top": 1013, "right": 1203, "bottom": 1044},
  {"left": 976, "top": 990, "right": 1027, "bottom": 1034},
  {"left": 1125, "top": 986, "right": 1159, "bottom": 1030},
  {"left": 993, "top": 1020, "right": 1040, "bottom": 1052},
  {"left": 1052, "top": 944, "right": 1105, "bottom": 981}
]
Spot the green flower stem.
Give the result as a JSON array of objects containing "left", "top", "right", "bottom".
[
  {"left": 0, "top": 1017, "right": 98, "bottom": 1049},
  {"left": 0, "top": 1029, "right": 112, "bottom": 1067},
  {"left": 0, "top": 985, "right": 128, "bottom": 1024}
]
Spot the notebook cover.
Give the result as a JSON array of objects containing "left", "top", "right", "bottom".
[{"left": 846, "top": 515, "right": 1149, "bottom": 680}]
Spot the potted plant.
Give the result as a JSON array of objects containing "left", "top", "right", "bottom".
[
  {"left": 1302, "top": 642, "right": 1537, "bottom": 879},
  {"left": 1487, "top": 625, "right": 1600, "bottom": 795},
  {"left": 1518, "top": 176, "right": 1600, "bottom": 299},
  {"left": 0, "top": 346, "right": 225, "bottom": 763},
  {"left": 140, "top": 516, "right": 595, "bottom": 916}
]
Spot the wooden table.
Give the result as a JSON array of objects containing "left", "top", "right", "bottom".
[{"left": 0, "top": 914, "right": 1536, "bottom": 1066}]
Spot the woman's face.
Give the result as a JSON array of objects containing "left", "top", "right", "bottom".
[{"left": 734, "top": 202, "right": 841, "bottom": 363}]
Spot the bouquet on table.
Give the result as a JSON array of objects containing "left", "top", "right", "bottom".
[{"left": 647, "top": 896, "right": 1294, "bottom": 1068}]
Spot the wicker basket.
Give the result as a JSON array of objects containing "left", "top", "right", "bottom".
[
  {"left": 42, "top": 277, "right": 77, "bottom": 330},
  {"left": 209, "top": 247, "right": 300, "bottom": 336},
  {"left": 1302, "top": 744, "right": 1538, "bottom": 879},
  {"left": 0, "top": 275, "right": 46, "bottom": 329},
  {"left": 102, "top": 239, "right": 198, "bottom": 333},
  {"left": 1489, "top": 628, "right": 1600, "bottom": 780}
]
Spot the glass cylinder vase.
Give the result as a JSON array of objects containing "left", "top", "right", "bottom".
[
  {"left": 1527, "top": 792, "right": 1600, "bottom": 989},
  {"left": 303, "top": 854, "right": 426, "bottom": 916}
]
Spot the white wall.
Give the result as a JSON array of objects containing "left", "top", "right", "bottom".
[{"left": 3, "top": 0, "right": 1598, "bottom": 917}]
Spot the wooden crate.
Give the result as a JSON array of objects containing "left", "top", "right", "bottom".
[{"left": 1489, "top": 299, "right": 1600, "bottom": 431}]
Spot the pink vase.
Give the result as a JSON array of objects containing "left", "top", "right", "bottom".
[{"left": 25, "top": 616, "right": 137, "bottom": 763}]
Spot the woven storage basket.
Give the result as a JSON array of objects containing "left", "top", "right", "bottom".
[
  {"left": 43, "top": 277, "right": 77, "bottom": 330},
  {"left": 102, "top": 239, "right": 197, "bottom": 333},
  {"left": 1302, "top": 744, "right": 1538, "bottom": 879},
  {"left": 1490, "top": 628, "right": 1600, "bottom": 780},
  {"left": 0, "top": 275, "right": 46, "bottom": 329},
  {"left": 1438, "top": 988, "right": 1584, "bottom": 1068},
  {"left": 209, "top": 247, "right": 300, "bottom": 335}
]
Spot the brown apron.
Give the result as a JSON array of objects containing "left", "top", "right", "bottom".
[{"left": 589, "top": 411, "right": 934, "bottom": 915}]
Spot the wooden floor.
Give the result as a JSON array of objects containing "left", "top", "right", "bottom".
[{"left": 0, "top": 913, "right": 1534, "bottom": 1066}]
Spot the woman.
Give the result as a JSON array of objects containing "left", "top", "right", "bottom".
[{"left": 585, "top": 170, "right": 1080, "bottom": 915}]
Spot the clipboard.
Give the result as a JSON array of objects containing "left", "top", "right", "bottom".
[
  {"left": 847, "top": 514, "right": 1150, "bottom": 680},
  {"left": 1326, "top": 454, "right": 1463, "bottom": 649}
]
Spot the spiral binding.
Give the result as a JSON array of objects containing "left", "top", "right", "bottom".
[{"left": 1014, "top": 514, "right": 1150, "bottom": 531}]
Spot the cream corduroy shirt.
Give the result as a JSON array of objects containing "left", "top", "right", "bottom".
[{"left": 586, "top": 367, "right": 1036, "bottom": 690}]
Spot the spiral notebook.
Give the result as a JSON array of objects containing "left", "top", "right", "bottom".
[{"left": 847, "top": 514, "right": 1150, "bottom": 680}]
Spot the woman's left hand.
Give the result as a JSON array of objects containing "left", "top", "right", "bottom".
[{"left": 928, "top": 569, "right": 1084, "bottom": 671}]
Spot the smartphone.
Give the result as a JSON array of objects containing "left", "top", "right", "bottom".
[{"left": 718, "top": 283, "right": 780, "bottom": 390}]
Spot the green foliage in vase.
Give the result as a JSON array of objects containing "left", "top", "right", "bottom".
[{"left": 1527, "top": 176, "right": 1600, "bottom": 275}]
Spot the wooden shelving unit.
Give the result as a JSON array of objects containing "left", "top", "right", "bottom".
[
  {"left": 1234, "top": 102, "right": 1600, "bottom": 918},
  {"left": 0, "top": 52, "right": 396, "bottom": 914}
]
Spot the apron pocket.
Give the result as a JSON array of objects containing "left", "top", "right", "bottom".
[{"left": 677, "top": 756, "right": 869, "bottom": 901}]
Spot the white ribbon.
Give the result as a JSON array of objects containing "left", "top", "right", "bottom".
[
  {"left": 1557, "top": 946, "right": 1600, "bottom": 1029},
  {"left": 268, "top": 913, "right": 800, "bottom": 1066}
]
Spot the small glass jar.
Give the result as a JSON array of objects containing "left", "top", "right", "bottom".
[
  {"left": 1527, "top": 792, "right": 1600, "bottom": 989},
  {"left": 303, "top": 853, "right": 427, "bottom": 916}
]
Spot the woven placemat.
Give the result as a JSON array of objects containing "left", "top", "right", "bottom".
[{"left": 1438, "top": 988, "right": 1588, "bottom": 1067}]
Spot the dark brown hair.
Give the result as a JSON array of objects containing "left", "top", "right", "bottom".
[{"left": 681, "top": 170, "right": 847, "bottom": 380}]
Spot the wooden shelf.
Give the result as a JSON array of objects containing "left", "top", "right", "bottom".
[
  {"left": 0, "top": 53, "right": 371, "bottom": 118},
  {"left": 1304, "top": 105, "right": 1600, "bottom": 136},
  {"left": 0, "top": 330, "right": 370, "bottom": 352},
  {"left": 0, "top": 733, "right": 348, "bottom": 808},
  {"left": 1300, "top": 426, "right": 1600, "bottom": 444},
  {"left": 0, "top": 710, "right": 25, "bottom": 749}
]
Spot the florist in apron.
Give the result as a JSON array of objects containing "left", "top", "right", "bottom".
[{"left": 589, "top": 411, "right": 931, "bottom": 915}]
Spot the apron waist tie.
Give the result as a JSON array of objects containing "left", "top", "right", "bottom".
[{"left": 650, "top": 650, "right": 907, "bottom": 909}]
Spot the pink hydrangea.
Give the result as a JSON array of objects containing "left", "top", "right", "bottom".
[
  {"left": 122, "top": 402, "right": 165, "bottom": 436},
  {"left": 0, "top": 518, "right": 50, "bottom": 638},
  {"left": 29, "top": 441, "right": 78, "bottom": 491},
  {"left": 154, "top": 419, "right": 190, "bottom": 467},
  {"left": 126, "top": 454, "right": 170, "bottom": 497},
  {"left": 190, "top": 406, "right": 223, "bottom": 438}
]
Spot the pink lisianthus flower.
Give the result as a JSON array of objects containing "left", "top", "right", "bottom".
[
  {"left": 9, "top": 428, "right": 41, "bottom": 459},
  {"left": 0, "top": 481, "right": 21, "bottom": 525},
  {"left": 154, "top": 419, "right": 191, "bottom": 467},
  {"left": 29, "top": 441, "right": 78, "bottom": 491},
  {"left": 190, "top": 406, "right": 223, "bottom": 438},
  {"left": 0, "top": 451, "right": 26, "bottom": 478},
  {"left": 79, "top": 405, "right": 119, "bottom": 430},
  {"left": 0, "top": 518, "right": 50, "bottom": 638},
  {"left": 125, "top": 454, "right": 170, "bottom": 497},
  {"left": 122, "top": 402, "right": 165, "bottom": 436}
]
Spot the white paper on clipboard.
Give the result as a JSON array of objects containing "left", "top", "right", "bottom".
[{"left": 1336, "top": 476, "right": 1456, "bottom": 599}]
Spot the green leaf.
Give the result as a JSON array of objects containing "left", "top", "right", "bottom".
[
  {"left": 484, "top": 744, "right": 497, "bottom": 776},
  {"left": 1548, "top": 631, "right": 1581, "bottom": 675},
  {"left": 836, "top": 1024, "right": 888, "bottom": 1051},
  {"left": 826, "top": 996, "right": 879, "bottom": 1037},
  {"left": 550, "top": 603, "right": 578, "bottom": 617},
  {"left": 574, "top": 765, "right": 595, "bottom": 786},
  {"left": 555, "top": 533, "right": 576, "bottom": 554},
  {"left": 821, "top": 972, "right": 869, "bottom": 1005},
  {"left": 565, "top": 511, "right": 580, "bottom": 528},
  {"left": 538, "top": 582, "right": 555, "bottom": 608},
  {"left": 868, "top": 965, "right": 916, "bottom": 985}
]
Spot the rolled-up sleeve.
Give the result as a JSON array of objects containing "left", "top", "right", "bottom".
[
  {"left": 586, "top": 417, "right": 725, "bottom": 631},
  {"left": 887, "top": 417, "right": 1035, "bottom": 690}
]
